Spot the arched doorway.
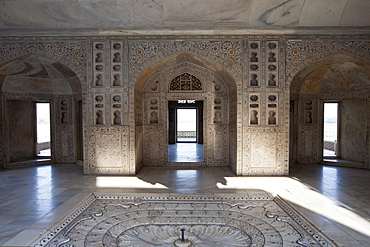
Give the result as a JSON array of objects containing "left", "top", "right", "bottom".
[
  {"left": 134, "top": 53, "right": 237, "bottom": 170},
  {"left": 0, "top": 54, "right": 83, "bottom": 168},
  {"left": 290, "top": 53, "right": 370, "bottom": 168}
]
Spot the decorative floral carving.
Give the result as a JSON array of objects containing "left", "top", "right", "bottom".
[
  {"left": 32, "top": 195, "right": 335, "bottom": 247},
  {"left": 129, "top": 40, "right": 242, "bottom": 79}
]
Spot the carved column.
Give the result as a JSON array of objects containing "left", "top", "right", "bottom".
[{"left": 242, "top": 39, "right": 288, "bottom": 175}]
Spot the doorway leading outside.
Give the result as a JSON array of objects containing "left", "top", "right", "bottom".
[
  {"left": 168, "top": 100, "right": 204, "bottom": 162},
  {"left": 36, "top": 102, "right": 51, "bottom": 157},
  {"left": 323, "top": 102, "right": 338, "bottom": 158}
]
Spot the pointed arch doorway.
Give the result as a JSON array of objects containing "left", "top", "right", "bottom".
[
  {"left": 138, "top": 62, "right": 234, "bottom": 167},
  {"left": 168, "top": 100, "right": 204, "bottom": 163},
  {"left": 0, "top": 54, "right": 83, "bottom": 167}
]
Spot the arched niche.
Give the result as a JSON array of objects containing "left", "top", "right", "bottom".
[
  {"left": 289, "top": 53, "right": 370, "bottom": 168},
  {"left": 0, "top": 54, "right": 83, "bottom": 167},
  {"left": 133, "top": 52, "right": 238, "bottom": 172}
]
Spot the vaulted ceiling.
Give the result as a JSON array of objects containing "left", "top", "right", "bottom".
[{"left": 1, "top": 0, "right": 370, "bottom": 35}]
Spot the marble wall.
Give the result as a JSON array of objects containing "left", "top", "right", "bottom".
[
  {"left": 340, "top": 100, "right": 367, "bottom": 163},
  {"left": 288, "top": 41, "right": 370, "bottom": 168},
  {"left": 8, "top": 100, "right": 35, "bottom": 162},
  {"left": 0, "top": 35, "right": 369, "bottom": 174}
]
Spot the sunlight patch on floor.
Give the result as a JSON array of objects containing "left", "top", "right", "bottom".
[
  {"left": 218, "top": 175, "right": 370, "bottom": 238},
  {"left": 95, "top": 177, "right": 168, "bottom": 189}
]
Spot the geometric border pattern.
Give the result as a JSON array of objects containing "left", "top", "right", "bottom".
[{"left": 32, "top": 193, "right": 338, "bottom": 247}]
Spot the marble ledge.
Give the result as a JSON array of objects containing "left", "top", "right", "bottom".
[{"left": 1, "top": 27, "right": 370, "bottom": 37}]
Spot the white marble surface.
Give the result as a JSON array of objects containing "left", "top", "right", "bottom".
[
  {"left": 0, "top": 164, "right": 370, "bottom": 246},
  {"left": 0, "top": 0, "right": 369, "bottom": 34},
  {"left": 299, "top": 0, "right": 348, "bottom": 26}
]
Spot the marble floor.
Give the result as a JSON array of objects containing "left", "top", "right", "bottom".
[
  {"left": 168, "top": 143, "right": 204, "bottom": 162},
  {"left": 0, "top": 163, "right": 369, "bottom": 246}
]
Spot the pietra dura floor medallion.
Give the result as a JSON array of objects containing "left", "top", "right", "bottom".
[{"left": 32, "top": 193, "right": 338, "bottom": 247}]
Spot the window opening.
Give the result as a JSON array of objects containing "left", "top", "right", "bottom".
[
  {"left": 323, "top": 102, "right": 338, "bottom": 158},
  {"left": 170, "top": 73, "right": 202, "bottom": 91},
  {"left": 36, "top": 103, "right": 51, "bottom": 157}
]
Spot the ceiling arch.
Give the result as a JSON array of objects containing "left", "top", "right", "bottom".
[
  {"left": 290, "top": 53, "right": 370, "bottom": 94},
  {"left": 0, "top": 55, "right": 81, "bottom": 94}
]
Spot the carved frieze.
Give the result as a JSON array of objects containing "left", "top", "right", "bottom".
[{"left": 129, "top": 40, "right": 242, "bottom": 80}]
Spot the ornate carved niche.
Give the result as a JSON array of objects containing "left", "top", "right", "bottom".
[
  {"left": 301, "top": 98, "right": 318, "bottom": 126},
  {"left": 60, "top": 99, "right": 69, "bottom": 124},
  {"left": 111, "top": 41, "right": 123, "bottom": 87},
  {"left": 249, "top": 94, "right": 260, "bottom": 126},
  {"left": 148, "top": 98, "right": 159, "bottom": 124},
  {"left": 94, "top": 94, "right": 105, "bottom": 125},
  {"left": 93, "top": 42, "right": 106, "bottom": 88},
  {"left": 111, "top": 94, "right": 122, "bottom": 125},
  {"left": 248, "top": 41, "right": 261, "bottom": 87},
  {"left": 169, "top": 73, "right": 203, "bottom": 92},
  {"left": 266, "top": 40, "right": 279, "bottom": 87},
  {"left": 267, "top": 94, "right": 278, "bottom": 126}
]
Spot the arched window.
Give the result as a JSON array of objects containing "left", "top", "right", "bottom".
[{"left": 169, "top": 73, "right": 202, "bottom": 91}]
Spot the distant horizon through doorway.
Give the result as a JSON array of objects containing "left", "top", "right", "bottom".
[
  {"left": 168, "top": 100, "right": 204, "bottom": 162},
  {"left": 323, "top": 102, "right": 338, "bottom": 158},
  {"left": 177, "top": 108, "right": 197, "bottom": 142},
  {"left": 36, "top": 102, "right": 51, "bottom": 157}
]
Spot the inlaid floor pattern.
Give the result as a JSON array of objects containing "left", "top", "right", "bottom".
[{"left": 32, "top": 193, "right": 336, "bottom": 247}]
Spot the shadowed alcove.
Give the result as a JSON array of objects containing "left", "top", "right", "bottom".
[
  {"left": 290, "top": 53, "right": 370, "bottom": 167},
  {"left": 0, "top": 54, "right": 83, "bottom": 167}
]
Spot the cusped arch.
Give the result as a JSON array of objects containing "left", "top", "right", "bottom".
[
  {"left": 169, "top": 73, "right": 203, "bottom": 92},
  {"left": 143, "top": 61, "right": 230, "bottom": 95}
]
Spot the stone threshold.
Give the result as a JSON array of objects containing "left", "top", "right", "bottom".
[
  {"left": 322, "top": 159, "right": 367, "bottom": 169},
  {"left": 6, "top": 159, "right": 52, "bottom": 169}
]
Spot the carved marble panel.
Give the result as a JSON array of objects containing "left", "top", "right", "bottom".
[
  {"left": 243, "top": 127, "right": 286, "bottom": 175},
  {"left": 129, "top": 40, "right": 242, "bottom": 80},
  {"left": 250, "top": 133, "right": 277, "bottom": 168},
  {"left": 88, "top": 126, "right": 129, "bottom": 174},
  {"left": 209, "top": 125, "right": 229, "bottom": 166},
  {"left": 143, "top": 125, "right": 165, "bottom": 166},
  {"left": 299, "top": 130, "right": 318, "bottom": 163},
  {"left": 60, "top": 131, "right": 69, "bottom": 157}
]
